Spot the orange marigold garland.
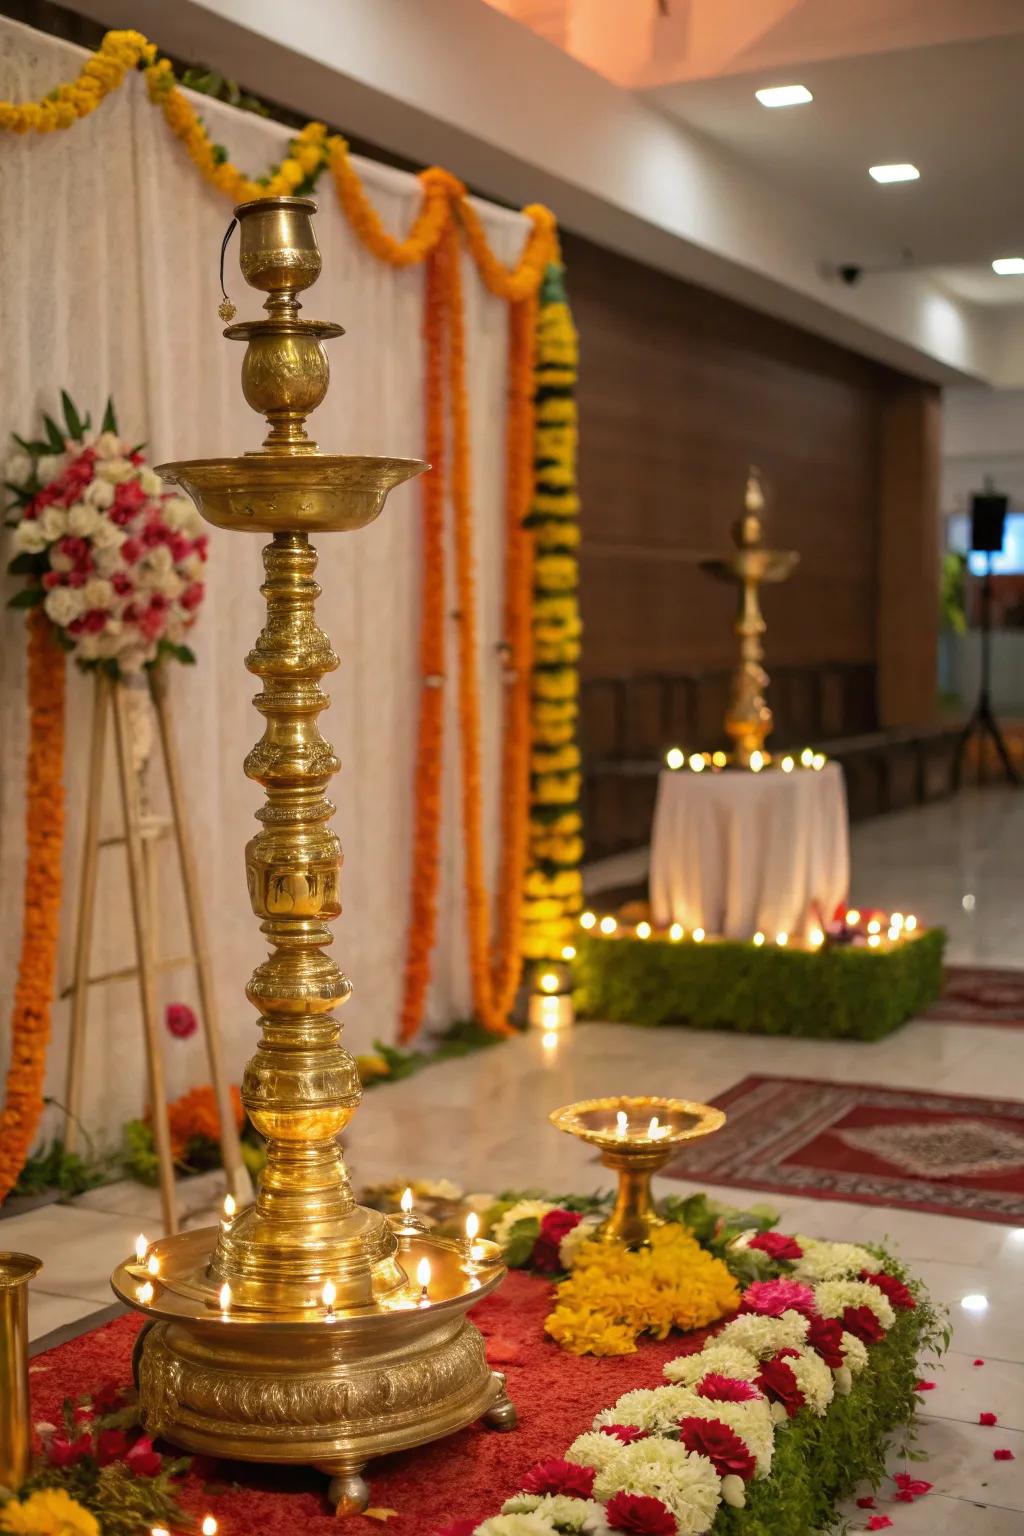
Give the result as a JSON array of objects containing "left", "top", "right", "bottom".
[
  {"left": 329, "top": 137, "right": 458, "bottom": 264},
  {"left": 0, "top": 610, "right": 66, "bottom": 1203}
]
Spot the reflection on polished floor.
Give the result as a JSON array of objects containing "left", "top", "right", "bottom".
[{"left": 7, "top": 787, "right": 1024, "bottom": 1532}]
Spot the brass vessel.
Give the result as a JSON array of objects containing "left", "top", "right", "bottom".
[
  {"left": 111, "top": 197, "right": 514, "bottom": 1515},
  {"left": 700, "top": 471, "right": 798, "bottom": 765},
  {"left": 550, "top": 1095, "right": 724, "bottom": 1247}
]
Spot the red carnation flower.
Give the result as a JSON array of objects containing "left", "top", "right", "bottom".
[
  {"left": 980, "top": 1412, "right": 998, "bottom": 1426},
  {"left": 599, "top": 1423, "right": 650, "bottom": 1443},
  {"left": 96, "top": 1428, "right": 131, "bottom": 1466},
  {"left": 124, "top": 1434, "right": 162, "bottom": 1477},
  {"left": 47, "top": 1433, "right": 91, "bottom": 1468},
  {"left": 893, "top": 1473, "right": 932, "bottom": 1502},
  {"left": 749, "top": 1231, "right": 803, "bottom": 1262},
  {"left": 605, "top": 1491, "right": 678, "bottom": 1535},
  {"left": 841, "top": 1304, "right": 885, "bottom": 1345},
  {"left": 741, "top": 1278, "right": 816, "bottom": 1317},
  {"left": 531, "top": 1208, "right": 583, "bottom": 1273},
  {"left": 754, "top": 1354, "right": 805, "bottom": 1418},
  {"left": 806, "top": 1314, "right": 845, "bottom": 1368},
  {"left": 519, "top": 1458, "right": 595, "bottom": 1498},
  {"left": 678, "top": 1416, "right": 757, "bottom": 1481},
  {"left": 861, "top": 1269, "right": 916, "bottom": 1311},
  {"left": 165, "top": 1002, "right": 198, "bottom": 1040},
  {"left": 696, "top": 1373, "right": 760, "bottom": 1403}
]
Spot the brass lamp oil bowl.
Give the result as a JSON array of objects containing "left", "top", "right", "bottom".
[
  {"left": 111, "top": 196, "right": 514, "bottom": 1517},
  {"left": 550, "top": 1095, "right": 726, "bottom": 1248}
]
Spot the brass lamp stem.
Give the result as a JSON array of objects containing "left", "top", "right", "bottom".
[{"left": 0, "top": 1252, "right": 41, "bottom": 1490}]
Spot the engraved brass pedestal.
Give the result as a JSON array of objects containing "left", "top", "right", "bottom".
[
  {"left": 111, "top": 197, "right": 513, "bottom": 1514},
  {"left": 700, "top": 471, "right": 798, "bottom": 766},
  {"left": 550, "top": 1096, "right": 725, "bottom": 1248}
]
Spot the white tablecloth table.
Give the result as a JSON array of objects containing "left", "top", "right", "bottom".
[{"left": 649, "top": 762, "right": 849, "bottom": 941}]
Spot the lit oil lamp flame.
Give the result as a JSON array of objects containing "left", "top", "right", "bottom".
[
  {"left": 138, "top": 1280, "right": 154, "bottom": 1305},
  {"left": 218, "top": 1282, "right": 231, "bottom": 1313},
  {"left": 647, "top": 1115, "right": 660, "bottom": 1138},
  {"left": 321, "top": 1279, "right": 336, "bottom": 1314},
  {"left": 401, "top": 1186, "right": 413, "bottom": 1215},
  {"left": 465, "top": 1211, "right": 479, "bottom": 1244},
  {"left": 135, "top": 1234, "right": 147, "bottom": 1263},
  {"left": 223, "top": 1193, "right": 236, "bottom": 1220},
  {"left": 615, "top": 1110, "right": 629, "bottom": 1139},
  {"left": 416, "top": 1256, "right": 431, "bottom": 1303},
  {"left": 146, "top": 1253, "right": 160, "bottom": 1277},
  {"left": 202, "top": 1519, "right": 218, "bottom": 1536}
]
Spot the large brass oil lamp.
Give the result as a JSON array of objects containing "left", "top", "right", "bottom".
[
  {"left": 111, "top": 197, "right": 514, "bottom": 1515},
  {"left": 700, "top": 471, "right": 798, "bottom": 765}
]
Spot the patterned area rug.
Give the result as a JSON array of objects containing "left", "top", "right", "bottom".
[
  {"left": 924, "top": 964, "right": 1024, "bottom": 1026},
  {"left": 664, "top": 1074, "right": 1024, "bottom": 1223}
]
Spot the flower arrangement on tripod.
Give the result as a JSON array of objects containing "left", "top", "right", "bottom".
[{"left": 5, "top": 393, "right": 207, "bottom": 676}]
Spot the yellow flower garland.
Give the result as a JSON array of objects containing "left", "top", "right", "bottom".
[
  {"left": 545, "top": 1225, "right": 741, "bottom": 1357},
  {"left": 0, "top": 29, "right": 154, "bottom": 133}
]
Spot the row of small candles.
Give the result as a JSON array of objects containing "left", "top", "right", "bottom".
[
  {"left": 579, "top": 908, "right": 919, "bottom": 950},
  {"left": 665, "top": 746, "right": 828, "bottom": 774},
  {"left": 131, "top": 1187, "right": 488, "bottom": 1319}
]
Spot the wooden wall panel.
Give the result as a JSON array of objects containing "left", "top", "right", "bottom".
[{"left": 562, "top": 231, "right": 912, "bottom": 686}]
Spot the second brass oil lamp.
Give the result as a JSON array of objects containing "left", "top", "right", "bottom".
[{"left": 111, "top": 197, "right": 514, "bottom": 1515}]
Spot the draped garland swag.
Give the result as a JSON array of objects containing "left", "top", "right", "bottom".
[{"left": 0, "top": 28, "right": 583, "bottom": 1195}]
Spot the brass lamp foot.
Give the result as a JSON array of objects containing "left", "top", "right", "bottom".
[
  {"left": 323, "top": 1466, "right": 370, "bottom": 1515},
  {"left": 484, "top": 1371, "right": 518, "bottom": 1431}
]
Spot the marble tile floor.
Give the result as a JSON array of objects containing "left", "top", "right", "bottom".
[{"left": 4, "top": 785, "right": 1024, "bottom": 1531}]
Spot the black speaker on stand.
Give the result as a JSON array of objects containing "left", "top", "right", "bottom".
[{"left": 956, "top": 483, "right": 1018, "bottom": 785}]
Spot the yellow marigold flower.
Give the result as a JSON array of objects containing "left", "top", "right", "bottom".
[
  {"left": 0, "top": 1489, "right": 100, "bottom": 1536},
  {"left": 531, "top": 743, "right": 581, "bottom": 774},
  {"left": 531, "top": 700, "right": 578, "bottom": 726},
  {"left": 533, "top": 772, "right": 581, "bottom": 804}
]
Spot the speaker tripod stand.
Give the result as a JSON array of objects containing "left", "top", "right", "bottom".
[{"left": 956, "top": 557, "right": 1019, "bottom": 787}]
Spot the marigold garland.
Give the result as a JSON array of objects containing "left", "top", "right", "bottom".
[
  {"left": 0, "top": 28, "right": 154, "bottom": 133},
  {"left": 0, "top": 610, "right": 66, "bottom": 1204}
]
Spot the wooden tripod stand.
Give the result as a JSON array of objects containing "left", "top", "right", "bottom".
[{"left": 62, "top": 663, "right": 249, "bottom": 1234}]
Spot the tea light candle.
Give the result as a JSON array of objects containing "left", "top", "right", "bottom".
[{"left": 416, "top": 1257, "right": 431, "bottom": 1305}]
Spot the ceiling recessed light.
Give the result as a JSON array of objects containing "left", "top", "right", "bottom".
[
  {"left": 993, "top": 257, "right": 1024, "bottom": 276},
  {"left": 755, "top": 84, "right": 813, "bottom": 108},
  {"left": 869, "top": 163, "right": 920, "bottom": 184}
]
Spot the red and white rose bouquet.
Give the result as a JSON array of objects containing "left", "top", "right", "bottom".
[{"left": 5, "top": 394, "right": 206, "bottom": 675}]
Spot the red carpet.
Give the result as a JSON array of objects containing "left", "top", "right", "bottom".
[
  {"left": 30, "top": 1272, "right": 714, "bottom": 1534},
  {"left": 924, "top": 964, "right": 1024, "bottom": 1026},
  {"left": 664, "top": 1074, "right": 1024, "bottom": 1224}
]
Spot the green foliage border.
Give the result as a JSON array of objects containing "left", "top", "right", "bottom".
[{"left": 574, "top": 928, "right": 945, "bottom": 1039}]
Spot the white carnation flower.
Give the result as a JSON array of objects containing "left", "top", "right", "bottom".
[
  {"left": 664, "top": 1342, "right": 760, "bottom": 1387},
  {"left": 139, "top": 467, "right": 163, "bottom": 497},
  {"left": 501, "top": 1495, "right": 608, "bottom": 1534},
  {"left": 82, "top": 578, "right": 114, "bottom": 610},
  {"left": 594, "top": 1439, "right": 721, "bottom": 1534},
  {"left": 77, "top": 634, "right": 101, "bottom": 660},
  {"left": 474, "top": 1515, "right": 558, "bottom": 1536},
  {"left": 157, "top": 571, "right": 185, "bottom": 601},
  {"left": 564, "top": 1431, "right": 632, "bottom": 1477},
  {"left": 36, "top": 454, "right": 65, "bottom": 484},
  {"left": 491, "top": 1199, "right": 558, "bottom": 1251},
  {"left": 90, "top": 519, "right": 126, "bottom": 552},
  {"left": 787, "top": 1346, "right": 835, "bottom": 1417},
  {"left": 182, "top": 551, "right": 205, "bottom": 580},
  {"left": 67, "top": 502, "right": 102, "bottom": 538},
  {"left": 38, "top": 505, "right": 68, "bottom": 542},
  {"left": 5, "top": 450, "right": 32, "bottom": 484},
  {"left": 12, "top": 520, "right": 47, "bottom": 554},
  {"left": 95, "top": 458, "right": 135, "bottom": 485},
  {"left": 94, "top": 431, "right": 123, "bottom": 460},
  {"left": 791, "top": 1238, "right": 881, "bottom": 1284},
  {"left": 840, "top": 1331, "right": 869, "bottom": 1375},
  {"left": 813, "top": 1281, "right": 894, "bottom": 1332},
  {"left": 595, "top": 1384, "right": 705, "bottom": 1433},
  {"left": 94, "top": 545, "right": 126, "bottom": 577},
  {"left": 164, "top": 495, "right": 201, "bottom": 532},
  {"left": 717, "top": 1310, "right": 809, "bottom": 1359},
  {"left": 560, "top": 1215, "right": 602, "bottom": 1270},
  {"left": 143, "top": 544, "right": 173, "bottom": 576},
  {"left": 44, "top": 586, "right": 85, "bottom": 626},
  {"left": 833, "top": 1365, "right": 853, "bottom": 1396},
  {"left": 85, "top": 477, "right": 115, "bottom": 508},
  {"left": 721, "top": 1474, "right": 746, "bottom": 1509}
]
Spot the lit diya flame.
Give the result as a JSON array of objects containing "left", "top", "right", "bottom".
[
  {"left": 401, "top": 1186, "right": 414, "bottom": 1216},
  {"left": 202, "top": 1519, "right": 218, "bottom": 1536},
  {"left": 138, "top": 1280, "right": 155, "bottom": 1305},
  {"left": 219, "top": 1282, "right": 232, "bottom": 1313},
  {"left": 135, "top": 1234, "right": 148, "bottom": 1263},
  {"left": 416, "top": 1256, "right": 431, "bottom": 1301},
  {"left": 465, "top": 1211, "right": 479, "bottom": 1245},
  {"left": 615, "top": 1110, "right": 629, "bottom": 1139},
  {"left": 146, "top": 1253, "right": 160, "bottom": 1277},
  {"left": 223, "top": 1193, "right": 236, "bottom": 1220},
  {"left": 322, "top": 1279, "right": 336, "bottom": 1315}
]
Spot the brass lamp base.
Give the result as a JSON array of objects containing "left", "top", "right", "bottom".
[
  {"left": 114, "top": 1230, "right": 513, "bottom": 1512},
  {"left": 550, "top": 1095, "right": 725, "bottom": 1248}
]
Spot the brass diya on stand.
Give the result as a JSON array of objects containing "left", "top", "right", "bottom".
[
  {"left": 110, "top": 197, "right": 513, "bottom": 1516},
  {"left": 550, "top": 1096, "right": 725, "bottom": 1247},
  {"left": 700, "top": 471, "right": 798, "bottom": 766}
]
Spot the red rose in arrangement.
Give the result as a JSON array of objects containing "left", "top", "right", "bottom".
[
  {"left": 531, "top": 1208, "right": 583, "bottom": 1272},
  {"left": 95, "top": 1428, "right": 131, "bottom": 1466},
  {"left": 46, "top": 1433, "right": 91, "bottom": 1467},
  {"left": 741, "top": 1278, "right": 816, "bottom": 1317},
  {"left": 599, "top": 1423, "right": 650, "bottom": 1443},
  {"left": 124, "top": 1434, "right": 162, "bottom": 1477},
  {"left": 519, "top": 1458, "right": 596, "bottom": 1498},
  {"left": 841, "top": 1304, "right": 886, "bottom": 1345},
  {"left": 749, "top": 1231, "right": 804, "bottom": 1262},
  {"left": 678, "top": 1416, "right": 757, "bottom": 1481},
  {"left": 861, "top": 1269, "right": 916, "bottom": 1311},
  {"left": 754, "top": 1354, "right": 806, "bottom": 1417},
  {"left": 605, "top": 1491, "right": 678, "bottom": 1535},
  {"left": 695, "top": 1373, "right": 761, "bottom": 1403},
  {"left": 805, "top": 1314, "right": 845, "bottom": 1368}
]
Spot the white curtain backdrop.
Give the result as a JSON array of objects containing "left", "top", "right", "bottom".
[{"left": 0, "top": 17, "right": 529, "bottom": 1147}]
